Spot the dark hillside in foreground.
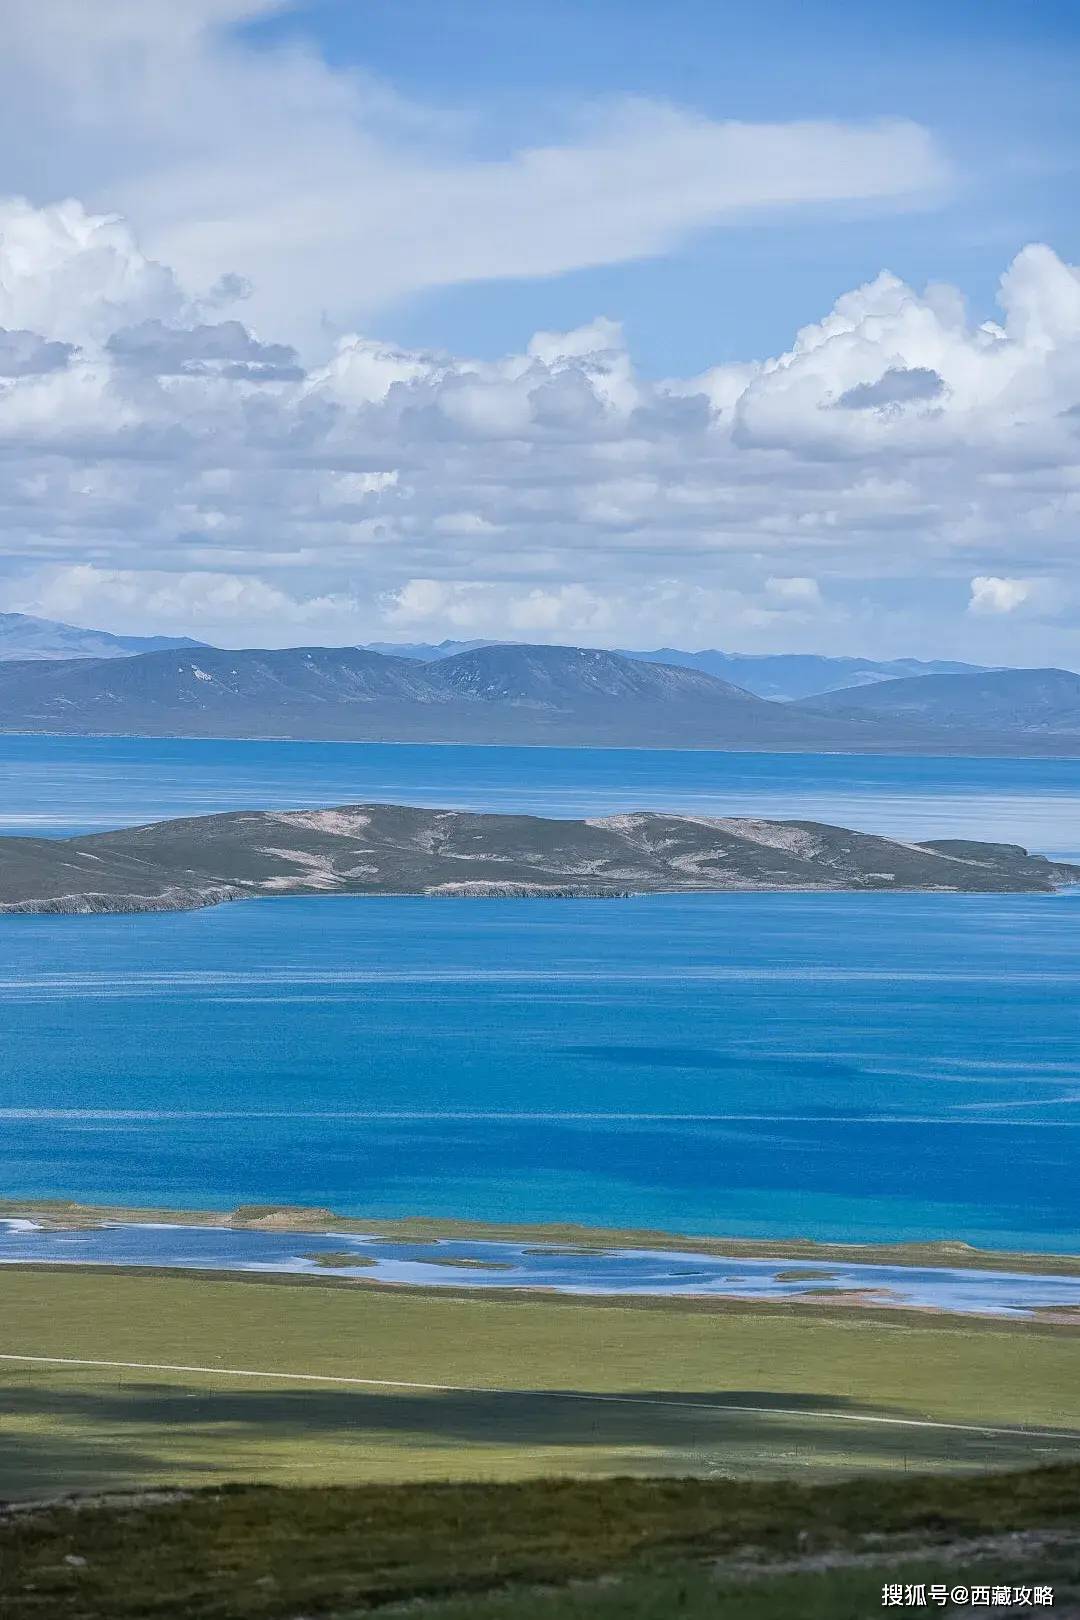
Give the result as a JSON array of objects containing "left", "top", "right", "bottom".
[{"left": 4, "top": 1466, "right": 1079, "bottom": 1620}]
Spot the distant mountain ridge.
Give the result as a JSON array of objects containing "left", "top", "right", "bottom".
[
  {"left": 362, "top": 639, "right": 990, "bottom": 700},
  {"left": 796, "top": 667, "right": 1080, "bottom": 736},
  {"left": 0, "top": 640, "right": 1077, "bottom": 753},
  {"left": 1, "top": 802, "right": 1075, "bottom": 916},
  {"left": 363, "top": 639, "right": 496, "bottom": 662},
  {"left": 0, "top": 642, "right": 900, "bottom": 749},
  {"left": 616, "top": 649, "right": 989, "bottom": 700},
  {"left": 0, "top": 614, "right": 1010, "bottom": 705},
  {"left": 0, "top": 610, "right": 205, "bottom": 662}
]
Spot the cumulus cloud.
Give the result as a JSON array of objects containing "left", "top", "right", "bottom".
[
  {"left": 379, "top": 576, "right": 845, "bottom": 645},
  {"left": 1, "top": 199, "right": 1080, "bottom": 660},
  {"left": 382, "top": 580, "right": 618, "bottom": 637},
  {"left": 0, "top": 327, "right": 75, "bottom": 376},
  {"left": 106, "top": 319, "right": 303, "bottom": 380},
  {"left": 837, "top": 366, "right": 945, "bottom": 410},
  {"left": 0, "top": 197, "right": 184, "bottom": 344},
  {"left": 765, "top": 576, "right": 823, "bottom": 605},
  {"left": 23, "top": 564, "right": 361, "bottom": 641},
  {"left": 968, "top": 576, "right": 1036, "bottom": 615}
]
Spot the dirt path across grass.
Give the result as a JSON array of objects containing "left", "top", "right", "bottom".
[{"left": 4, "top": 1351, "right": 1078, "bottom": 1443}]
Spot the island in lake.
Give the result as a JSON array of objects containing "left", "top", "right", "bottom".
[{"left": 0, "top": 801, "right": 1076, "bottom": 914}]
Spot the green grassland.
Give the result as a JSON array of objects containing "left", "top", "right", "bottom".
[
  {"left": 414, "top": 1552, "right": 1080, "bottom": 1620},
  {"left": 4, "top": 1467, "right": 1080, "bottom": 1619},
  {"left": 2, "top": 1267, "right": 1080, "bottom": 1500},
  {"left": 419, "top": 1560, "right": 1080, "bottom": 1620}
]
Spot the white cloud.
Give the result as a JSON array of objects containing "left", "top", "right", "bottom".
[
  {"left": 998, "top": 243, "right": 1080, "bottom": 348},
  {"left": 380, "top": 577, "right": 834, "bottom": 644},
  {"left": 314, "top": 338, "right": 451, "bottom": 406},
  {"left": 1, "top": 200, "right": 1080, "bottom": 660},
  {"left": 837, "top": 367, "right": 945, "bottom": 410},
  {"left": 382, "top": 579, "right": 618, "bottom": 636},
  {"left": 22, "top": 564, "right": 360, "bottom": 641},
  {"left": 0, "top": 2, "right": 949, "bottom": 345},
  {"left": 322, "top": 471, "right": 400, "bottom": 505},
  {"left": 432, "top": 513, "right": 503, "bottom": 536},
  {"left": 0, "top": 326, "right": 75, "bottom": 377},
  {"left": 765, "top": 576, "right": 823, "bottom": 605},
  {"left": 967, "top": 576, "right": 1036, "bottom": 615},
  {"left": 527, "top": 317, "right": 625, "bottom": 366},
  {"left": 106, "top": 317, "right": 302, "bottom": 379},
  {"left": 0, "top": 198, "right": 184, "bottom": 344}
]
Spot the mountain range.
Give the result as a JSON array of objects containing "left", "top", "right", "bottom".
[
  {"left": 795, "top": 667, "right": 1080, "bottom": 737},
  {"left": 1, "top": 802, "right": 1074, "bottom": 915},
  {"left": 0, "top": 610, "right": 205, "bottom": 661},
  {"left": 0, "top": 639, "right": 1077, "bottom": 752},
  {"left": 0, "top": 641, "right": 1077, "bottom": 751},
  {"left": 0, "top": 642, "right": 896, "bottom": 748},
  {"left": 613, "top": 649, "right": 988, "bottom": 700},
  {"left": 362, "top": 639, "right": 989, "bottom": 700}
]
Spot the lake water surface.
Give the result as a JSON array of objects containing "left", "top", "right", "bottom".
[
  {"left": 2, "top": 735, "right": 1079, "bottom": 855},
  {"left": 1, "top": 738, "right": 1077, "bottom": 1251},
  {"left": 2, "top": 894, "right": 1078, "bottom": 1246}
]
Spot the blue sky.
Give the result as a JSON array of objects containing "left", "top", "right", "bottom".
[
  {"left": 0, "top": 0, "right": 1079, "bottom": 661},
  {"left": 244, "top": 0, "right": 1080, "bottom": 371}
]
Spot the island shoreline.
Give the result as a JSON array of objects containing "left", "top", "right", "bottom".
[
  {"left": 4, "top": 726, "right": 1080, "bottom": 759},
  {"left": 5, "top": 1197, "right": 1080, "bottom": 1276},
  {"left": 2, "top": 799, "right": 1076, "bottom": 914}
]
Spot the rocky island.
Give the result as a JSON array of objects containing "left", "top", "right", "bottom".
[{"left": 0, "top": 802, "right": 1076, "bottom": 915}]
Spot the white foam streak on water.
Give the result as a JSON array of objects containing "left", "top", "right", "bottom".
[
  {"left": 0, "top": 966, "right": 1078, "bottom": 1000},
  {"left": 4, "top": 1109, "right": 1080, "bottom": 1128}
]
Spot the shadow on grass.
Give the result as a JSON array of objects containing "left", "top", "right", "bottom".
[{"left": 4, "top": 1378, "right": 1080, "bottom": 1497}]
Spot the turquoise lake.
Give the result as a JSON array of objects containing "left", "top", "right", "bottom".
[
  {"left": 1, "top": 736, "right": 1078, "bottom": 1250},
  {"left": 2, "top": 733, "right": 1080, "bottom": 854}
]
